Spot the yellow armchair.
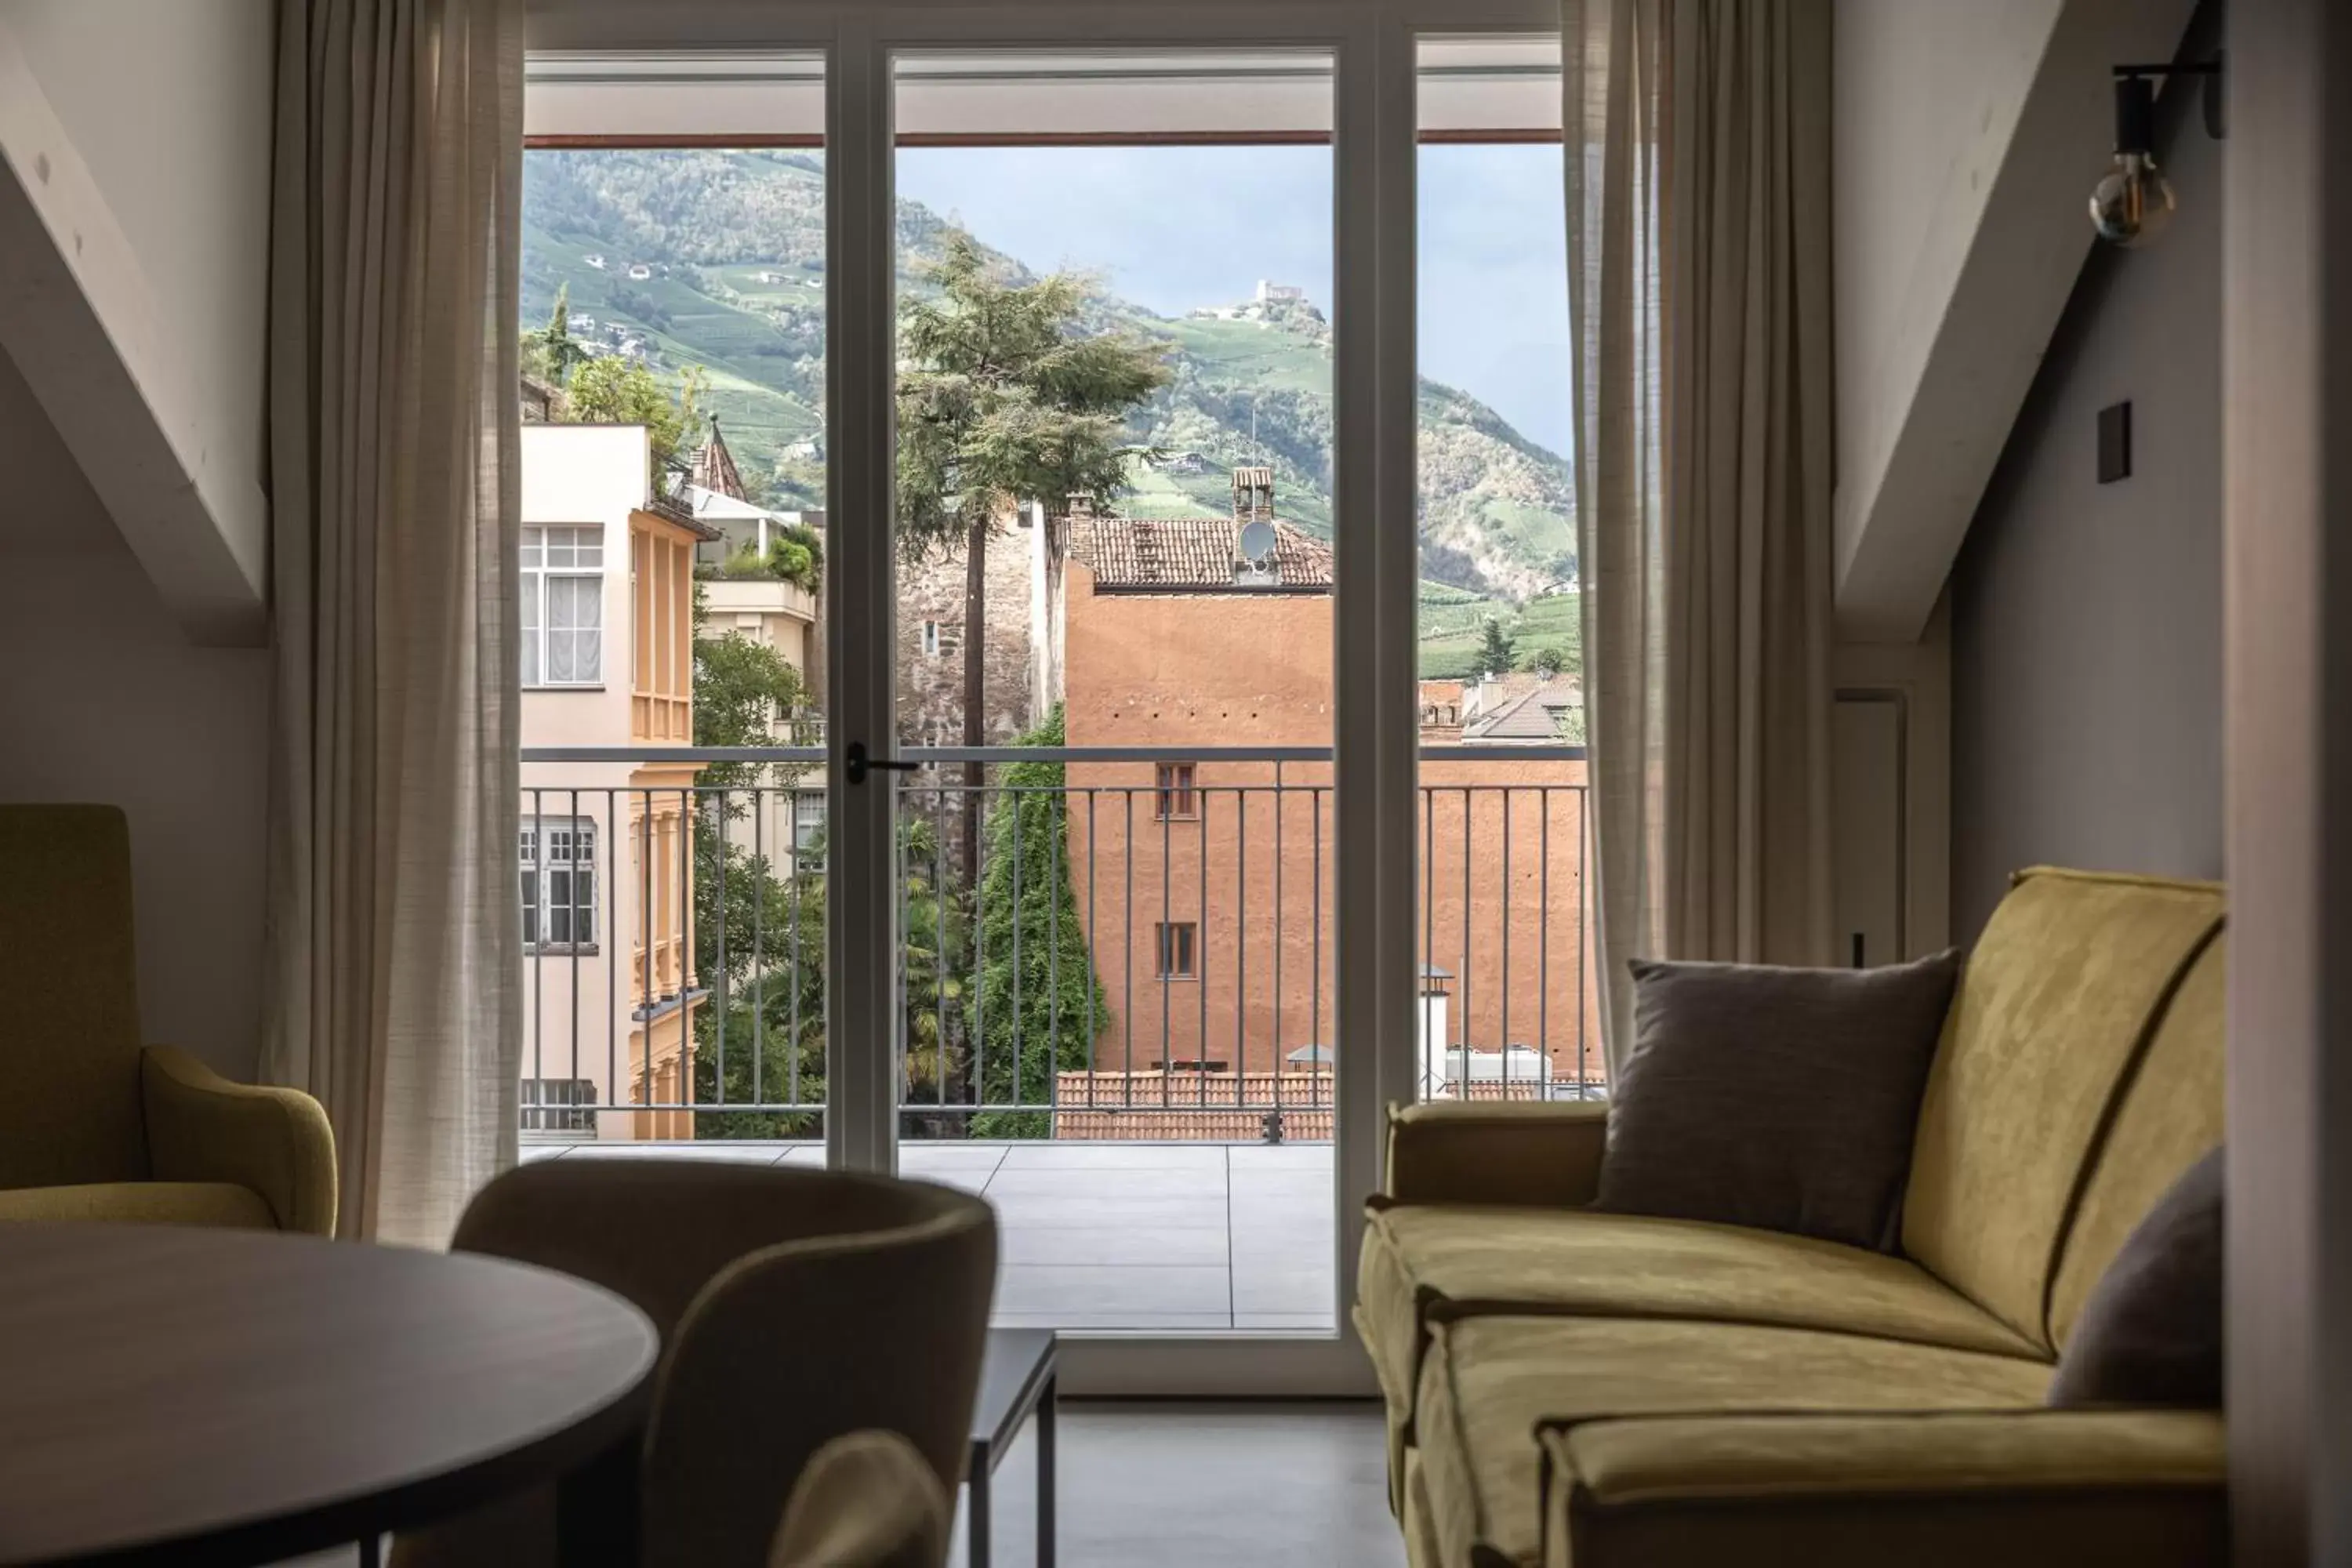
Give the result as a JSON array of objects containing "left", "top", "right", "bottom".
[{"left": 0, "top": 805, "right": 336, "bottom": 1234}]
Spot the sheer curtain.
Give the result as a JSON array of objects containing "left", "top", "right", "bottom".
[
  {"left": 264, "top": 0, "right": 525, "bottom": 1245},
  {"left": 1567, "top": 0, "right": 1835, "bottom": 1076}
]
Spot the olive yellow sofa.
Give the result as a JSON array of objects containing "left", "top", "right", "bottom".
[
  {"left": 0, "top": 804, "right": 336, "bottom": 1234},
  {"left": 1356, "top": 867, "right": 2227, "bottom": 1568}
]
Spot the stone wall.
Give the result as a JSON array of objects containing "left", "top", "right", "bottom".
[{"left": 896, "top": 517, "right": 1051, "bottom": 745}]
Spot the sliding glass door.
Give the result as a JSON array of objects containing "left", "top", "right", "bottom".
[
  {"left": 876, "top": 46, "right": 1345, "bottom": 1336},
  {"left": 518, "top": 0, "right": 1567, "bottom": 1396}
]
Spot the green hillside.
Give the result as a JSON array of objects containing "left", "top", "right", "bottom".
[{"left": 521, "top": 147, "right": 1580, "bottom": 669}]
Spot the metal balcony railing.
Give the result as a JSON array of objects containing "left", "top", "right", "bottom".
[{"left": 516, "top": 745, "right": 1598, "bottom": 1143}]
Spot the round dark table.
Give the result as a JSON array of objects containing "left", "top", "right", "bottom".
[{"left": 0, "top": 1223, "right": 658, "bottom": 1568}]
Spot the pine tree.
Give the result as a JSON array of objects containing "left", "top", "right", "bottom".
[
  {"left": 970, "top": 706, "right": 1106, "bottom": 1137},
  {"left": 894, "top": 232, "right": 1171, "bottom": 892},
  {"left": 1479, "top": 615, "right": 1515, "bottom": 678},
  {"left": 523, "top": 281, "right": 590, "bottom": 387}
]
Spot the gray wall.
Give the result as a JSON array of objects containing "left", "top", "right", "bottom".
[
  {"left": 1948, "top": 51, "right": 2223, "bottom": 941},
  {"left": 0, "top": 348, "right": 271, "bottom": 1078}
]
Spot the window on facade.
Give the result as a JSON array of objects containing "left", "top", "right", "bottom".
[
  {"left": 520, "top": 1076, "right": 598, "bottom": 1133},
  {"left": 521, "top": 817, "right": 598, "bottom": 949},
  {"left": 1155, "top": 762, "right": 1198, "bottom": 820},
  {"left": 793, "top": 791, "right": 826, "bottom": 852},
  {"left": 920, "top": 619, "right": 942, "bottom": 657},
  {"left": 1156, "top": 920, "right": 1198, "bottom": 979},
  {"left": 521, "top": 524, "right": 604, "bottom": 686}
]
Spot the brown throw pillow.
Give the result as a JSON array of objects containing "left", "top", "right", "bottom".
[
  {"left": 2049, "top": 1148, "right": 2223, "bottom": 1408},
  {"left": 1592, "top": 949, "right": 1962, "bottom": 1252}
]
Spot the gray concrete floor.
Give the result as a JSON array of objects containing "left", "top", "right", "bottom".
[
  {"left": 958, "top": 1401, "right": 1404, "bottom": 1567},
  {"left": 526, "top": 1141, "right": 1342, "bottom": 1332},
  {"left": 282, "top": 1402, "right": 1403, "bottom": 1568}
]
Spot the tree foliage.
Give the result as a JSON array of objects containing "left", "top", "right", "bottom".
[
  {"left": 522, "top": 282, "right": 591, "bottom": 387},
  {"left": 564, "top": 356, "right": 706, "bottom": 481},
  {"left": 691, "top": 591, "right": 809, "bottom": 794},
  {"left": 710, "top": 521, "right": 824, "bottom": 594},
  {"left": 894, "top": 233, "right": 1171, "bottom": 561},
  {"left": 1479, "top": 615, "right": 1515, "bottom": 679},
  {"left": 688, "top": 588, "right": 823, "bottom": 1137},
  {"left": 969, "top": 707, "right": 1106, "bottom": 1138}
]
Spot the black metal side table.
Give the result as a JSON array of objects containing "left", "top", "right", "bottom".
[{"left": 968, "top": 1329, "right": 1058, "bottom": 1568}]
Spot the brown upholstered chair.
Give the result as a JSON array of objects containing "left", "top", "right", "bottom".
[
  {"left": 0, "top": 804, "right": 336, "bottom": 1233},
  {"left": 769, "top": 1431, "right": 951, "bottom": 1568},
  {"left": 394, "top": 1158, "right": 998, "bottom": 1568}
]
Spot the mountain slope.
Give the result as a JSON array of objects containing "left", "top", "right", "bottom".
[{"left": 521, "top": 147, "right": 1575, "bottom": 601}]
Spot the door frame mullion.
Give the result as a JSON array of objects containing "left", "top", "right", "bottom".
[{"left": 825, "top": 14, "right": 902, "bottom": 1175}]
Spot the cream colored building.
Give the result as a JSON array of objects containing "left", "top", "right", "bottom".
[
  {"left": 685, "top": 424, "right": 826, "bottom": 868},
  {"left": 519, "top": 423, "right": 718, "bottom": 1141}
]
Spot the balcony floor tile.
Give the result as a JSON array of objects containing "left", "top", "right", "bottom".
[
  {"left": 996, "top": 1143, "right": 1229, "bottom": 1171},
  {"left": 983, "top": 1167, "right": 1224, "bottom": 1199},
  {"left": 524, "top": 1139, "right": 1343, "bottom": 1330},
  {"left": 995, "top": 1264, "right": 1232, "bottom": 1316},
  {"left": 558, "top": 1142, "right": 787, "bottom": 1163}
]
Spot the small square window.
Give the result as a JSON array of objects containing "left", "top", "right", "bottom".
[
  {"left": 1156, "top": 921, "right": 1198, "bottom": 980},
  {"left": 1155, "top": 762, "right": 1197, "bottom": 820}
]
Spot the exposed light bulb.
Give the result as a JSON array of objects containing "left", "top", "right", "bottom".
[{"left": 2089, "top": 151, "right": 2176, "bottom": 248}]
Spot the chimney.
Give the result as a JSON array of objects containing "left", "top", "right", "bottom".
[{"left": 1231, "top": 466, "right": 1273, "bottom": 524}]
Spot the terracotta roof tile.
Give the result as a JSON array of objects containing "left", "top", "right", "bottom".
[{"left": 1070, "top": 515, "right": 1333, "bottom": 593}]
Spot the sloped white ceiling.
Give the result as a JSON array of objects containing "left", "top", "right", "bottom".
[
  {"left": 1833, "top": 0, "right": 2198, "bottom": 642},
  {"left": 0, "top": 2, "right": 273, "bottom": 647}
]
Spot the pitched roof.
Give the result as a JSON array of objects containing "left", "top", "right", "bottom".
[
  {"left": 1070, "top": 515, "right": 1334, "bottom": 593},
  {"left": 1461, "top": 674, "right": 1580, "bottom": 742},
  {"left": 644, "top": 492, "right": 727, "bottom": 540},
  {"left": 689, "top": 417, "right": 747, "bottom": 502}
]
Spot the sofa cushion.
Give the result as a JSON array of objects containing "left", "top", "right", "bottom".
[
  {"left": 1595, "top": 951, "right": 1959, "bottom": 1251},
  {"left": 1414, "top": 1315, "right": 2053, "bottom": 1568},
  {"left": 1540, "top": 1409, "right": 2226, "bottom": 1568},
  {"left": 0, "top": 1181, "right": 278, "bottom": 1228},
  {"left": 2049, "top": 935, "right": 2226, "bottom": 1349},
  {"left": 1359, "top": 1205, "right": 2040, "bottom": 1437},
  {"left": 2049, "top": 1149, "right": 2223, "bottom": 1409},
  {"left": 1903, "top": 869, "right": 2224, "bottom": 1351}
]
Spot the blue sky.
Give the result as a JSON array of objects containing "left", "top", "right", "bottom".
[{"left": 895, "top": 143, "right": 1572, "bottom": 459}]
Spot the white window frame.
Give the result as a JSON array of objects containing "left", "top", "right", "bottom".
[
  {"left": 521, "top": 815, "right": 600, "bottom": 951},
  {"left": 522, "top": 524, "right": 606, "bottom": 688},
  {"left": 793, "top": 790, "right": 827, "bottom": 852},
  {"left": 520, "top": 1076, "right": 601, "bottom": 1134},
  {"left": 920, "top": 618, "right": 942, "bottom": 657}
]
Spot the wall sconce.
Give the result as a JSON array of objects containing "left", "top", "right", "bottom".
[{"left": 2090, "top": 58, "right": 2223, "bottom": 248}]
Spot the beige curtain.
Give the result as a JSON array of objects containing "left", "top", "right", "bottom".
[
  {"left": 264, "top": 0, "right": 525, "bottom": 1245},
  {"left": 1568, "top": 0, "right": 1835, "bottom": 1074}
]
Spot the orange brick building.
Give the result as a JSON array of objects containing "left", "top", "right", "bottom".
[{"left": 1058, "top": 488, "right": 1599, "bottom": 1112}]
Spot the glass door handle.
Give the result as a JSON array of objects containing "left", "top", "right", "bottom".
[{"left": 845, "top": 741, "right": 918, "bottom": 786}]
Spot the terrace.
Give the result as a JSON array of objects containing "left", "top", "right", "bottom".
[
  {"left": 522, "top": 1138, "right": 1340, "bottom": 1330},
  {"left": 517, "top": 744, "right": 1599, "bottom": 1330}
]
